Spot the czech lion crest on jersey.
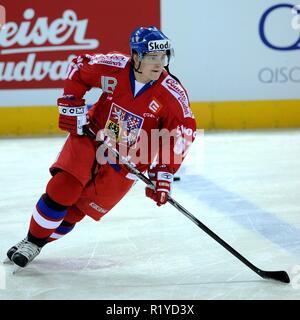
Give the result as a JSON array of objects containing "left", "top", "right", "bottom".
[{"left": 105, "top": 103, "right": 144, "bottom": 148}]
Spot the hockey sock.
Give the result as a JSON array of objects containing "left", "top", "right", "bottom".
[
  {"left": 47, "top": 220, "right": 75, "bottom": 243},
  {"left": 28, "top": 193, "right": 68, "bottom": 247},
  {"left": 47, "top": 206, "right": 85, "bottom": 243},
  {"left": 28, "top": 172, "right": 84, "bottom": 247}
]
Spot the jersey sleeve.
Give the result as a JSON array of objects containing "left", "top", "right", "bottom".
[
  {"left": 62, "top": 53, "right": 130, "bottom": 99},
  {"left": 156, "top": 76, "right": 197, "bottom": 174}
]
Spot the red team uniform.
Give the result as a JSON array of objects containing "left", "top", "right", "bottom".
[
  {"left": 7, "top": 26, "right": 197, "bottom": 269},
  {"left": 52, "top": 52, "right": 196, "bottom": 221}
]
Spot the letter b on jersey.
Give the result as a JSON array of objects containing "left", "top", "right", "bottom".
[{"left": 101, "top": 76, "right": 117, "bottom": 93}]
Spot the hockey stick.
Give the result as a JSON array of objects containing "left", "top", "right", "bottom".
[{"left": 83, "top": 126, "right": 290, "bottom": 284}]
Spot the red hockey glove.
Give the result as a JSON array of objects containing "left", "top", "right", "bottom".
[
  {"left": 145, "top": 165, "right": 173, "bottom": 206},
  {"left": 57, "top": 95, "right": 88, "bottom": 135}
]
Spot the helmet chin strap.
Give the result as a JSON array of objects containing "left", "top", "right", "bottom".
[
  {"left": 133, "top": 59, "right": 142, "bottom": 74},
  {"left": 165, "top": 64, "right": 181, "bottom": 84}
]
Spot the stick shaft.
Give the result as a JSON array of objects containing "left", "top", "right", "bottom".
[{"left": 83, "top": 126, "right": 289, "bottom": 283}]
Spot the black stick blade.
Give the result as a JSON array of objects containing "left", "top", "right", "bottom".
[{"left": 259, "top": 270, "right": 290, "bottom": 283}]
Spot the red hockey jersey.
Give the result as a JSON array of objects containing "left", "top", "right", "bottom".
[{"left": 63, "top": 53, "right": 197, "bottom": 174}]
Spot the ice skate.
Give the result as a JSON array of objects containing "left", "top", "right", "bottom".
[
  {"left": 11, "top": 239, "right": 42, "bottom": 269},
  {"left": 4, "top": 237, "right": 28, "bottom": 264}
]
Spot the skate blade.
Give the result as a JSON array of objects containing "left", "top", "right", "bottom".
[
  {"left": 2, "top": 257, "right": 13, "bottom": 264},
  {"left": 12, "top": 264, "right": 23, "bottom": 274}
]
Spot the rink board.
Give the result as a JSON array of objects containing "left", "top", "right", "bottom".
[{"left": 0, "top": 100, "right": 300, "bottom": 135}]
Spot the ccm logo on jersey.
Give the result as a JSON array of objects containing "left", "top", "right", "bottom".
[
  {"left": 89, "top": 202, "right": 108, "bottom": 214},
  {"left": 58, "top": 106, "right": 87, "bottom": 116},
  {"left": 143, "top": 112, "right": 158, "bottom": 119},
  {"left": 148, "top": 40, "right": 171, "bottom": 51}
]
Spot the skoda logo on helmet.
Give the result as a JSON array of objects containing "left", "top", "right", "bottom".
[{"left": 148, "top": 39, "right": 171, "bottom": 51}]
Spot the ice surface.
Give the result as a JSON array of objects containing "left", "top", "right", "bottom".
[{"left": 0, "top": 130, "right": 300, "bottom": 300}]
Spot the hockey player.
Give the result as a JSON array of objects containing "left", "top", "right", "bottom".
[{"left": 6, "top": 26, "right": 197, "bottom": 269}]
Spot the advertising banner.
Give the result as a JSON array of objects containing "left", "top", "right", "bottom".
[
  {"left": 162, "top": 0, "right": 300, "bottom": 101},
  {"left": 0, "top": 0, "right": 160, "bottom": 91}
]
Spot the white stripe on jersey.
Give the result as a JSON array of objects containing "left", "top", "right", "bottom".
[
  {"left": 161, "top": 75, "right": 192, "bottom": 118},
  {"left": 87, "top": 54, "right": 129, "bottom": 68}
]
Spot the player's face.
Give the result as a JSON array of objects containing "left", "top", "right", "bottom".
[{"left": 134, "top": 52, "right": 167, "bottom": 83}]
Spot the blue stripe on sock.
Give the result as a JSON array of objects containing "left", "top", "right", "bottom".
[
  {"left": 55, "top": 224, "right": 75, "bottom": 235},
  {"left": 37, "top": 197, "right": 67, "bottom": 220}
]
